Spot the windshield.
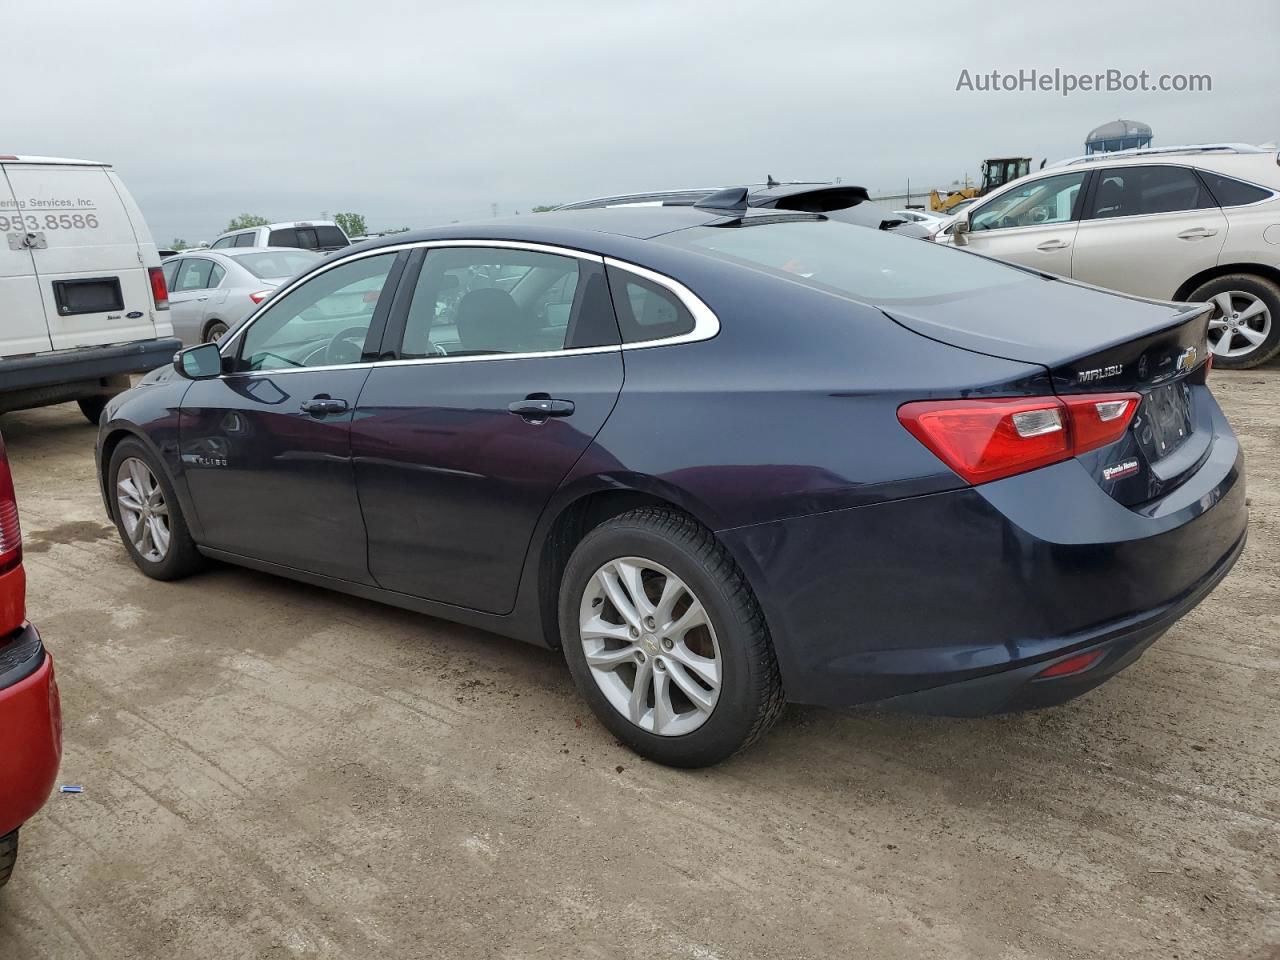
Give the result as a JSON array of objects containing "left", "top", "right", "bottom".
[
  {"left": 230, "top": 250, "right": 323, "bottom": 279},
  {"left": 659, "top": 219, "right": 1035, "bottom": 303}
]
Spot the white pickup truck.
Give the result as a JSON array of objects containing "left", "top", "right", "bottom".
[{"left": 1, "top": 155, "right": 180, "bottom": 422}]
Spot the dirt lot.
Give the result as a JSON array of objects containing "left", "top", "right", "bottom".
[{"left": 0, "top": 369, "right": 1276, "bottom": 960}]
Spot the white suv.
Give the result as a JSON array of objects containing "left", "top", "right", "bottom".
[
  {"left": 943, "top": 144, "right": 1280, "bottom": 368},
  {"left": 210, "top": 220, "right": 349, "bottom": 253}
]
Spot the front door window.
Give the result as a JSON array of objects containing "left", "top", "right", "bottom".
[{"left": 970, "top": 172, "right": 1087, "bottom": 231}]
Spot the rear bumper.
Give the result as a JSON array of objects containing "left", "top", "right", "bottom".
[
  {"left": 867, "top": 527, "right": 1245, "bottom": 716},
  {"left": 0, "top": 625, "right": 62, "bottom": 837},
  {"left": 720, "top": 408, "right": 1247, "bottom": 712},
  {"left": 0, "top": 338, "right": 181, "bottom": 394}
]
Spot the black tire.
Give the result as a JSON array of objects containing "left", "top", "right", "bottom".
[
  {"left": 559, "top": 507, "right": 784, "bottom": 768},
  {"left": 108, "top": 437, "right": 206, "bottom": 581},
  {"left": 0, "top": 829, "right": 17, "bottom": 889},
  {"left": 203, "top": 320, "right": 229, "bottom": 343},
  {"left": 1190, "top": 273, "right": 1280, "bottom": 369},
  {"left": 77, "top": 395, "right": 110, "bottom": 425}
]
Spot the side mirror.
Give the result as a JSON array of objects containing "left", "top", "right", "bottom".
[
  {"left": 174, "top": 342, "right": 222, "bottom": 380},
  {"left": 951, "top": 216, "right": 971, "bottom": 246}
]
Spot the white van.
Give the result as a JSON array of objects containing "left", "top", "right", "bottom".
[
  {"left": 1, "top": 155, "right": 179, "bottom": 422},
  {"left": 210, "top": 220, "right": 350, "bottom": 253}
]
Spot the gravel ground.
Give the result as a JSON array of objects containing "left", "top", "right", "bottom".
[{"left": 0, "top": 369, "right": 1276, "bottom": 960}]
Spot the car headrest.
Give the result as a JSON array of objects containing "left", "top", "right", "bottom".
[{"left": 455, "top": 287, "right": 521, "bottom": 353}]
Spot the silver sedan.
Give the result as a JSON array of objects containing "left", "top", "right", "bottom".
[{"left": 161, "top": 247, "right": 322, "bottom": 345}]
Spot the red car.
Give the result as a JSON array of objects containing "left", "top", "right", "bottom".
[{"left": 0, "top": 429, "right": 61, "bottom": 888}]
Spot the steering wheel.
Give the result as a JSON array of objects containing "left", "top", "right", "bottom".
[{"left": 324, "top": 326, "right": 369, "bottom": 365}]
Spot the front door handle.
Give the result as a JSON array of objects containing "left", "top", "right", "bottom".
[
  {"left": 1177, "top": 227, "right": 1219, "bottom": 239},
  {"left": 508, "top": 397, "right": 575, "bottom": 420},
  {"left": 300, "top": 395, "right": 349, "bottom": 416},
  {"left": 1036, "top": 239, "right": 1070, "bottom": 251}
]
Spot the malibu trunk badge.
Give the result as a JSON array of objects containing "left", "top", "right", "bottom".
[{"left": 1103, "top": 459, "right": 1140, "bottom": 481}]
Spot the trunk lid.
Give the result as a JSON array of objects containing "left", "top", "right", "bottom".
[{"left": 881, "top": 276, "right": 1214, "bottom": 506}]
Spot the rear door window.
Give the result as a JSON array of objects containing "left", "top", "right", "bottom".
[
  {"left": 268, "top": 228, "right": 298, "bottom": 247},
  {"left": 397, "top": 246, "right": 616, "bottom": 358},
  {"left": 208, "top": 263, "right": 226, "bottom": 287},
  {"left": 1087, "top": 165, "right": 1215, "bottom": 219},
  {"left": 314, "top": 226, "right": 349, "bottom": 248},
  {"left": 234, "top": 232, "right": 257, "bottom": 247}
]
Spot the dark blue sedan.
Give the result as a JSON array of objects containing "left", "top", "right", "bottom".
[{"left": 95, "top": 197, "right": 1247, "bottom": 767}]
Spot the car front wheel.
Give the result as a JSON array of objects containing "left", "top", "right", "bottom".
[
  {"left": 108, "top": 438, "right": 205, "bottom": 580},
  {"left": 559, "top": 507, "right": 784, "bottom": 768}
]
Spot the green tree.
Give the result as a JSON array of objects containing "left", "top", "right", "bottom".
[
  {"left": 333, "top": 212, "right": 367, "bottom": 237},
  {"left": 170, "top": 238, "right": 189, "bottom": 251},
  {"left": 226, "top": 213, "right": 270, "bottom": 231},
  {"left": 531, "top": 205, "right": 558, "bottom": 213}
]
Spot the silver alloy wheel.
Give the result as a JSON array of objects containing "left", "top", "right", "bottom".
[
  {"left": 579, "top": 557, "right": 722, "bottom": 736},
  {"left": 1208, "top": 291, "right": 1272, "bottom": 359},
  {"left": 205, "top": 322, "right": 228, "bottom": 343},
  {"left": 116, "top": 457, "right": 171, "bottom": 563}
]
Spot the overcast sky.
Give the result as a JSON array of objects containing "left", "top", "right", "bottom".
[{"left": 6, "top": 0, "right": 1278, "bottom": 243}]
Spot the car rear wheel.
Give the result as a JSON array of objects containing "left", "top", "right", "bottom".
[
  {"left": 559, "top": 507, "right": 784, "bottom": 767},
  {"left": 1192, "top": 274, "right": 1280, "bottom": 369},
  {"left": 0, "top": 829, "right": 17, "bottom": 889},
  {"left": 203, "top": 320, "right": 229, "bottom": 343},
  {"left": 108, "top": 438, "right": 205, "bottom": 580}
]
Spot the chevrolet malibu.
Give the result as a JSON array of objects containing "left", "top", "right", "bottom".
[{"left": 95, "top": 193, "right": 1247, "bottom": 767}]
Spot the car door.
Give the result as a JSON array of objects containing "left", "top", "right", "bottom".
[
  {"left": 169, "top": 257, "right": 217, "bottom": 344},
  {"left": 178, "top": 249, "right": 406, "bottom": 581},
  {"left": 0, "top": 164, "right": 51, "bottom": 354},
  {"left": 2, "top": 162, "right": 160, "bottom": 350},
  {"left": 960, "top": 170, "right": 1088, "bottom": 278},
  {"left": 350, "top": 242, "right": 624, "bottom": 614},
  {"left": 1068, "top": 164, "right": 1228, "bottom": 300}
]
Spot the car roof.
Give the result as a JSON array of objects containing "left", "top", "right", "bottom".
[{"left": 169, "top": 245, "right": 311, "bottom": 260}]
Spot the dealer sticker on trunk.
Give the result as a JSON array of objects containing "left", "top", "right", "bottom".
[{"left": 1103, "top": 459, "right": 1140, "bottom": 481}]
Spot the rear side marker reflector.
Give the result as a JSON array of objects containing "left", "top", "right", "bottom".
[
  {"left": 897, "top": 392, "right": 1140, "bottom": 485},
  {"left": 1035, "top": 650, "right": 1104, "bottom": 679}
]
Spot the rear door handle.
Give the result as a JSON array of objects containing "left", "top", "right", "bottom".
[
  {"left": 300, "top": 396, "right": 349, "bottom": 416},
  {"left": 1036, "top": 239, "right": 1070, "bottom": 251},
  {"left": 1177, "top": 227, "right": 1218, "bottom": 239},
  {"left": 508, "top": 397, "right": 575, "bottom": 420}
]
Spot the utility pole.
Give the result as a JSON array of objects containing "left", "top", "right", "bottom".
[{"left": 490, "top": 202, "right": 498, "bottom": 218}]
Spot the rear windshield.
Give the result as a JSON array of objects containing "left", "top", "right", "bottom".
[
  {"left": 658, "top": 218, "right": 1034, "bottom": 302},
  {"left": 230, "top": 250, "right": 323, "bottom": 279}
]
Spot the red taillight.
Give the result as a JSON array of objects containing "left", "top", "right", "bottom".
[
  {"left": 249, "top": 290, "right": 272, "bottom": 304},
  {"left": 0, "top": 432, "right": 21, "bottom": 577},
  {"left": 148, "top": 266, "right": 169, "bottom": 311},
  {"left": 897, "top": 392, "right": 1140, "bottom": 485},
  {"left": 1035, "top": 649, "right": 1104, "bottom": 679}
]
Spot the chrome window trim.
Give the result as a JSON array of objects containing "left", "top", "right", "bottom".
[{"left": 215, "top": 239, "right": 719, "bottom": 378}]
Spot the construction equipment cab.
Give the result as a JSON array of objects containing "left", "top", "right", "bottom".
[
  {"left": 1, "top": 156, "right": 179, "bottom": 423},
  {"left": 930, "top": 157, "right": 1033, "bottom": 213}
]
